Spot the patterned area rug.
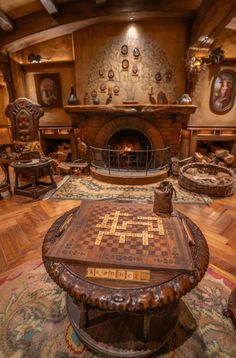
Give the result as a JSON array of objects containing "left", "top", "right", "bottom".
[
  {"left": 0, "top": 260, "right": 235, "bottom": 358},
  {"left": 46, "top": 176, "right": 212, "bottom": 204}
]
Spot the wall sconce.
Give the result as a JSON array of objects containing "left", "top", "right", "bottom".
[{"left": 28, "top": 53, "right": 50, "bottom": 63}]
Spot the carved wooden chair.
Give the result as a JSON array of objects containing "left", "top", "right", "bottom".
[
  {"left": 2, "top": 98, "right": 56, "bottom": 198},
  {"left": 5, "top": 97, "right": 44, "bottom": 157}
]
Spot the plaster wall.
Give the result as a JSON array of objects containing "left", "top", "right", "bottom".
[
  {"left": 24, "top": 66, "right": 74, "bottom": 126},
  {"left": 10, "top": 35, "right": 74, "bottom": 126},
  {"left": 73, "top": 21, "right": 187, "bottom": 105},
  {"left": 0, "top": 72, "right": 9, "bottom": 125}
]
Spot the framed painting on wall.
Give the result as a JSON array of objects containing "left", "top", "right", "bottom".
[
  {"left": 34, "top": 73, "right": 62, "bottom": 108},
  {"left": 210, "top": 70, "right": 236, "bottom": 114}
]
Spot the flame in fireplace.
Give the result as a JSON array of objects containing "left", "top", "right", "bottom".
[{"left": 120, "top": 144, "right": 133, "bottom": 155}]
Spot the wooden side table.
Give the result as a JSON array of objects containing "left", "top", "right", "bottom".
[
  {"left": 43, "top": 202, "right": 209, "bottom": 358},
  {"left": 12, "top": 158, "right": 57, "bottom": 199}
]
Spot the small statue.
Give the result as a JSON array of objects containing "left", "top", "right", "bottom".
[
  {"left": 106, "top": 92, "right": 112, "bottom": 105},
  {"left": 157, "top": 91, "right": 168, "bottom": 104},
  {"left": 148, "top": 87, "right": 156, "bottom": 104},
  {"left": 153, "top": 181, "right": 176, "bottom": 216},
  {"left": 83, "top": 92, "right": 90, "bottom": 105},
  {"left": 77, "top": 136, "right": 88, "bottom": 160}
]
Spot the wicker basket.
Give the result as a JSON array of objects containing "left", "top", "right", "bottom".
[{"left": 178, "top": 163, "right": 236, "bottom": 197}]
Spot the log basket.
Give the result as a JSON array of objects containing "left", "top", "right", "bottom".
[{"left": 178, "top": 162, "right": 236, "bottom": 197}]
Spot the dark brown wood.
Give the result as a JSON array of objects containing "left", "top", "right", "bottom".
[
  {"left": 66, "top": 295, "right": 179, "bottom": 358},
  {"left": 0, "top": 11, "right": 14, "bottom": 31},
  {"left": 0, "top": 58, "right": 16, "bottom": 102},
  {"left": 64, "top": 104, "right": 197, "bottom": 116},
  {"left": 0, "top": 1, "right": 198, "bottom": 52},
  {"left": 45, "top": 201, "right": 194, "bottom": 272},
  {"left": 189, "top": 0, "right": 236, "bottom": 47},
  {"left": 5, "top": 97, "right": 44, "bottom": 142},
  {"left": 11, "top": 158, "right": 57, "bottom": 199},
  {"left": 40, "top": 0, "right": 58, "bottom": 15},
  {"left": 42, "top": 204, "right": 209, "bottom": 357}
]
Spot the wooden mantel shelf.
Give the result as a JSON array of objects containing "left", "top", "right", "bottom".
[{"left": 64, "top": 104, "right": 197, "bottom": 115}]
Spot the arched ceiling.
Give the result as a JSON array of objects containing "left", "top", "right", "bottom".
[{"left": 0, "top": 0, "right": 236, "bottom": 53}]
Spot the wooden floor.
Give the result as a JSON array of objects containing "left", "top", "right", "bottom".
[{"left": 0, "top": 173, "right": 236, "bottom": 283}]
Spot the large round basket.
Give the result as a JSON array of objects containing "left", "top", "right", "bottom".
[{"left": 178, "top": 162, "right": 236, "bottom": 197}]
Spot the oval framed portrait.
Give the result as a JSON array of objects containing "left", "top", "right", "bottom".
[{"left": 209, "top": 70, "right": 236, "bottom": 114}]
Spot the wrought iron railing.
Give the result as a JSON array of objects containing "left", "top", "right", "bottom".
[{"left": 89, "top": 146, "right": 171, "bottom": 175}]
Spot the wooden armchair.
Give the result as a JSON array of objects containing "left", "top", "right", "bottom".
[{"left": 0, "top": 98, "right": 45, "bottom": 196}]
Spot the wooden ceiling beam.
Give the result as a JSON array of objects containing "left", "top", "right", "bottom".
[
  {"left": 0, "top": 11, "right": 14, "bottom": 31},
  {"left": 189, "top": 0, "right": 236, "bottom": 48},
  {"left": 40, "top": 0, "right": 59, "bottom": 15},
  {"left": 0, "top": 0, "right": 195, "bottom": 52}
]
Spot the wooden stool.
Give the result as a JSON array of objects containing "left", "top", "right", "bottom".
[
  {"left": 12, "top": 158, "right": 57, "bottom": 199},
  {"left": 70, "top": 160, "right": 90, "bottom": 175}
]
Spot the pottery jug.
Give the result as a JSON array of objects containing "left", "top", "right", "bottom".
[{"left": 67, "top": 86, "right": 79, "bottom": 105}]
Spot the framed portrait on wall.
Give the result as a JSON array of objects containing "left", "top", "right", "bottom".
[
  {"left": 34, "top": 73, "right": 62, "bottom": 108},
  {"left": 209, "top": 70, "right": 236, "bottom": 114}
]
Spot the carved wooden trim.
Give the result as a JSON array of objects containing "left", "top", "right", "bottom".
[{"left": 42, "top": 207, "right": 209, "bottom": 313}]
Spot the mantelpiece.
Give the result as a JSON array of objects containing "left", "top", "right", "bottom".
[{"left": 64, "top": 104, "right": 197, "bottom": 116}]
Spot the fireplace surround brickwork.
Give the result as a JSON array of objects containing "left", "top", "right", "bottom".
[{"left": 65, "top": 104, "right": 197, "bottom": 160}]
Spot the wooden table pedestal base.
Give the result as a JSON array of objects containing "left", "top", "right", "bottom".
[{"left": 67, "top": 295, "right": 179, "bottom": 358}]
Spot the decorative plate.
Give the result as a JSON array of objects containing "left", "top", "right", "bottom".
[
  {"left": 155, "top": 72, "right": 162, "bottom": 82},
  {"left": 91, "top": 89, "right": 97, "bottom": 98},
  {"left": 133, "top": 48, "right": 140, "bottom": 58},
  {"left": 108, "top": 69, "right": 114, "bottom": 79},
  {"left": 113, "top": 85, "right": 120, "bottom": 95},
  {"left": 122, "top": 59, "right": 129, "bottom": 70},
  {"left": 121, "top": 44, "right": 128, "bottom": 55},
  {"left": 99, "top": 68, "right": 105, "bottom": 78},
  {"left": 99, "top": 83, "right": 106, "bottom": 92}
]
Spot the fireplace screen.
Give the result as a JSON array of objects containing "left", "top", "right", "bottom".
[{"left": 107, "top": 129, "right": 152, "bottom": 169}]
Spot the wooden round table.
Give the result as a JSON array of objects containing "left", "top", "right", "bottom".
[{"left": 42, "top": 205, "right": 209, "bottom": 358}]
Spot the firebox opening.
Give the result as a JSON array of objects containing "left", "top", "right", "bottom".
[
  {"left": 107, "top": 129, "right": 151, "bottom": 151},
  {"left": 106, "top": 129, "right": 152, "bottom": 169}
]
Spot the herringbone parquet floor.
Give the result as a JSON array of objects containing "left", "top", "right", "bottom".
[{"left": 0, "top": 173, "right": 236, "bottom": 283}]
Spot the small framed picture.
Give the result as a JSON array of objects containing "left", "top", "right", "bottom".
[
  {"left": 34, "top": 73, "right": 62, "bottom": 108},
  {"left": 209, "top": 70, "right": 236, "bottom": 114}
]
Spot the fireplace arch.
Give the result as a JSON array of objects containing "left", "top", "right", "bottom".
[{"left": 92, "top": 116, "right": 164, "bottom": 149}]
